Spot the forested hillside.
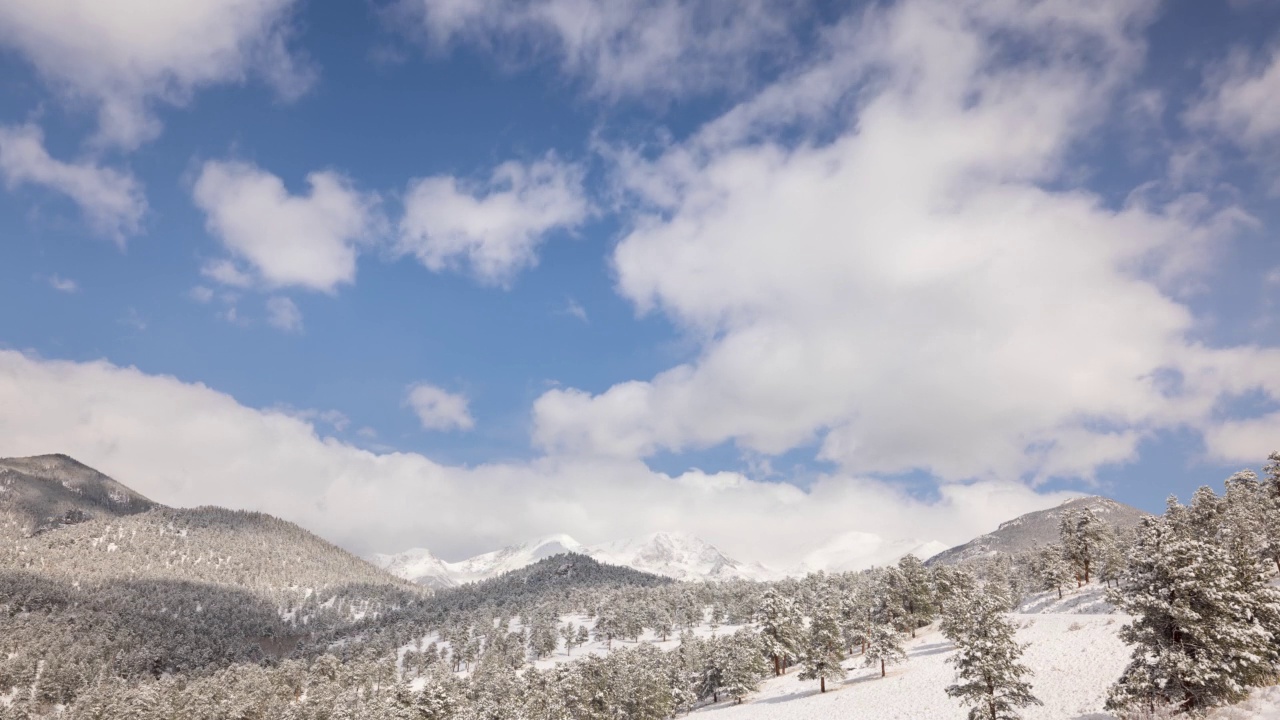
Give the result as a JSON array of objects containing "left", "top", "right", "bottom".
[{"left": 0, "top": 453, "right": 1278, "bottom": 719}]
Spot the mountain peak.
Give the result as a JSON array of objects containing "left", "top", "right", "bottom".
[{"left": 0, "top": 453, "right": 158, "bottom": 535}]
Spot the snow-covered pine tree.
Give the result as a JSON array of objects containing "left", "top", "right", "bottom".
[
  {"left": 862, "top": 621, "right": 907, "bottom": 677},
  {"left": 719, "top": 629, "right": 769, "bottom": 704},
  {"left": 894, "top": 554, "right": 937, "bottom": 637},
  {"left": 1107, "top": 490, "right": 1280, "bottom": 714},
  {"left": 798, "top": 593, "right": 847, "bottom": 693},
  {"left": 942, "top": 586, "right": 1041, "bottom": 720},
  {"left": 755, "top": 587, "right": 802, "bottom": 676},
  {"left": 560, "top": 622, "right": 580, "bottom": 656},
  {"left": 1032, "top": 545, "right": 1073, "bottom": 600},
  {"left": 1059, "top": 508, "right": 1106, "bottom": 585}
]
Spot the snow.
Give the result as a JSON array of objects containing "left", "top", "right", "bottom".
[
  {"left": 692, "top": 614, "right": 1131, "bottom": 720},
  {"left": 375, "top": 532, "right": 780, "bottom": 586},
  {"left": 1017, "top": 584, "right": 1115, "bottom": 615}
]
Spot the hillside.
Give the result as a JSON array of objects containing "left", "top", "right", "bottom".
[
  {"left": 0, "top": 455, "right": 427, "bottom": 693},
  {"left": 0, "top": 454, "right": 157, "bottom": 536},
  {"left": 927, "top": 495, "right": 1148, "bottom": 566},
  {"left": 429, "top": 552, "right": 675, "bottom": 615}
]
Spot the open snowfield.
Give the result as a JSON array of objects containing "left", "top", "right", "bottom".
[{"left": 694, "top": 614, "right": 1128, "bottom": 720}]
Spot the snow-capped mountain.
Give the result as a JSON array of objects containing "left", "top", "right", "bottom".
[
  {"left": 371, "top": 534, "right": 588, "bottom": 588},
  {"left": 588, "top": 531, "right": 778, "bottom": 582},
  {"left": 373, "top": 531, "right": 776, "bottom": 586},
  {"left": 368, "top": 547, "right": 456, "bottom": 590},
  {"left": 448, "top": 534, "right": 585, "bottom": 584}
]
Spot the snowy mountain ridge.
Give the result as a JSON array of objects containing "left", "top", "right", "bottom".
[
  {"left": 373, "top": 531, "right": 784, "bottom": 586},
  {"left": 373, "top": 529, "right": 952, "bottom": 586}
]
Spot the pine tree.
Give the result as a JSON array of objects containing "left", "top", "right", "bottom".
[
  {"left": 1032, "top": 545, "right": 1073, "bottom": 600},
  {"left": 1059, "top": 508, "right": 1107, "bottom": 585},
  {"left": 755, "top": 588, "right": 802, "bottom": 676},
  {"left": 942, "top": 587, "right": 1041, "bottom": 720},
  {"left": 1107, "top": 491, "right": 1280, "bottom": 714},
  {"left": 719, "top": 630, "right": 769, "bottom": 703},
  {"left": 894, "top": 554, "right": 936, "bottom": 637},
  {"left": 798, "top": 595, "right": 847, "bottom": 693},
  {"left": 862, "top": 621, "right": 907, "bottom": 677}
]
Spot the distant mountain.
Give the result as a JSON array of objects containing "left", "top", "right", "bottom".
[
  {"left": 430, "top": 552, "right": 674, "bottom": 615},
  {"left": 589, "top": 531, "right": 776, "bottom": 581},
  {"left": 926, "top": 495, "right": 1149, "bottom": 566},
  {"left": 0, "top": 453, "right": 158, "bottom": 536},
  {"left": 375, "top": 531, "right": 776, "bottom": 586},
  {"left": 370, "top": 547, "right": 457, "bottom": 590}
]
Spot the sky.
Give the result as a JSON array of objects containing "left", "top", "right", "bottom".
[{"left": 3, "top": 0, "right": 1280, "bottom": 570}]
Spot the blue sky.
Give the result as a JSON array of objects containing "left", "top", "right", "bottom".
[{"left": 2, "top": 0, "right": 1280, "bottom": 567}]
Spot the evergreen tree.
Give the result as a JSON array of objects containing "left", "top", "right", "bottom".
[
  {"left": 1032, "top": 545, "right": 1073, "bottom": 600},
  {"left": 1059, "top": 508, "right": 1107, "bottom": 585},
  {"left": 798, "top": 595, "right": 846, "bottom": 693},
  {"left": 862, "top": 621, "right": 907, "bottom": 678},
  {"left": 942, "top": 587, "right": 1041, "bottom": 720},
  {"left": 755, "top": 588, "right": 802, "bottom": 676},
  {"left": 718, "top": 630, "right": 769, "bottom": 704},
  {"left": 1107, "top": 491, "right": 1280, "bottom": 714},
  {"left": 894, "top": 554, "right": 936, "bottom": 637}
]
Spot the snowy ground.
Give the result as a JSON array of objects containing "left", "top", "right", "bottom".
[
  {"left": 1017, "top": 584, "right": 1114, "bottom": 614},
  {"left": 692, "top": 614, "right": 1130, "bottom": 720}
]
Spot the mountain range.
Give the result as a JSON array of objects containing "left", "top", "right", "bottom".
[
  {"left": 371, "top": 530, "right": 777, "bottom": 589},
  {"left": 374, "top": 494, "right": 1150, "bottom": 586}
]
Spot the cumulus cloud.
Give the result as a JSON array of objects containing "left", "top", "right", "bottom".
[
  {"left": 0, "top": 0, "right": 314, "bottom": 150},
  {"left": 265, "top": 296, "right": 303, "bottom": 333},
  {"left": 402, "top": 0, "right": 798, "bottom": 100},
  {"left": 533, "top": 0, "right": 1280, "bottom": 484},
  {"left": 0, "top": 124, "right": 146, "bottom": 244},
  {"left": 405, "top": 383, "right": 475, "bottom": 432},
  {"left": 1188, "top": 42, "right": 1280, "bottom": 148},
  {"left": 0, "top": 350, "right": 1079, "bottom": 566},
  {"left": 397, "top": 155, "right": 589, "bottom": 285},
  {"left": 192, "top": 160, "right": 383, "bottom": 293}
]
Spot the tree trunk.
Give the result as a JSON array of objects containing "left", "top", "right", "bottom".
[
  {"left": 773, "top": 655, "right": 781, "bottom": 676},
  {"left": 881, "top": 659, "right": 885, "bottom": 677},
  {"left": 820, "top": 676, "right": 826, "bottom": 693}
]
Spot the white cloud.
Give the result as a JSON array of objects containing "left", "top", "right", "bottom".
[
  {"left": 47, "top": 275, "right": 79, "bottom": 294},
  {"left": 404, "top": 383, "right": 475, "bottom": 432},
  {"left": 265, "top": 296, "right": 303, "bottom": 333},
  {"left": 0, "top": 0, "right": 314, "bottom": 149},
  {"left": 533, "top": 0, "right": 1280, "bottom": 484},
  {"left": 192, "top": 160, "right": 383, "bottom": 293},
  {"left": 0, "top": 349, "right": 1080, "bottom": 566},
  {"left": 1188, "top": 43, "right": 1280, "bottom": 148},
  {"left": 398, "top": 155, "right": 589, "bottom": 285},
  {"left": 0, "top": 124, "right": 146, "bottom": 244},
  {"left": 402, "top": 0, "right": 797, "bottom": 100}
]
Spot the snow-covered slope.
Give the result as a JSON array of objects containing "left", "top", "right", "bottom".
[
  {"left": 587, "top": 531, "right": 777, "bottom": 582},
  {"left": 692, "top": 613, "right": 1132, "bottom": 720}
]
